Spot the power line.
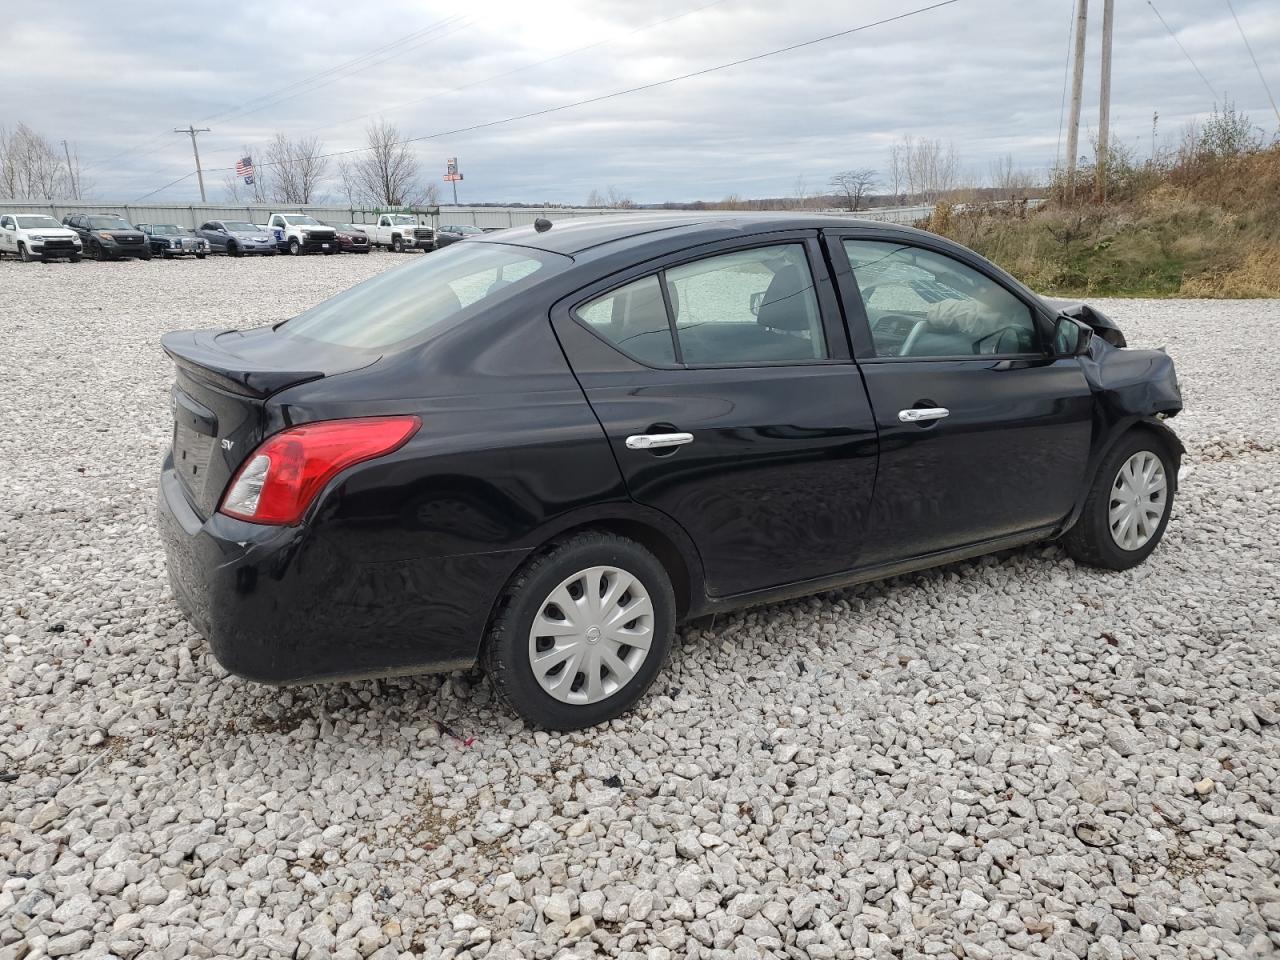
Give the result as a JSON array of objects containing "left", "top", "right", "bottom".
[
  {"left": 1054, "top": 0, "right": 1077, "bottom": 170},
  {"left": 174, "top": 0, "right": 962, "bottom": 189},
  {"left": 1146, "top": 1, "right": 1219, "bottom": 102},
  {"left": 301, "top": 0, "right": 731, "bottom": 141},
  {"left": 135, "top": 170, "right": 196, "bottom": 202},
  {"left": 84, "top": 15, "right": 471, "bottom": 173},
  {"left": 1225, "top": 0, "right": 1280, "bottom": 126}
]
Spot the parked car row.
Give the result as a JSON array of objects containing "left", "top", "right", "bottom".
[{"left": 0, "top": 211, "right": 483, "bottom": 263}]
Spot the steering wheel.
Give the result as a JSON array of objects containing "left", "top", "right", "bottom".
[{"left": 973, "top": 325, "right": 1025, "bottom": 355}]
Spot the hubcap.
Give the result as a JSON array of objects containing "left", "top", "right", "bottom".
[
  {"left": 527, "top": 565, "right": 654, "bottom": 705},
  {"left": 1109, "top": 451, "right": 1167, "bottom": 551}
]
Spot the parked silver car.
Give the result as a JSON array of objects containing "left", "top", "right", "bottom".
[{"left": 196, "top": 220, "right": 278, "bottom": 257}]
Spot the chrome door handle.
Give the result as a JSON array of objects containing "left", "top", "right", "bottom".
[
  {"left": 625, "top": 432, "right": 694, "bottom": 450},
  {"left": 898, "top": 407, "right": 950, "bottom": 423}
]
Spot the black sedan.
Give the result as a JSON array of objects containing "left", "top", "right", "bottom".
[{"left": 158, "top": 214, "right": 1183, "bottom": 729}]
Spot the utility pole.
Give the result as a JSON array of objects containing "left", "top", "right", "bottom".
[
  {"left": 60, "top": 140, "right": 78, "bottom": 200},
  {"left": 1096, "top": 0, "right": 1115, "bottom": 202},
  {"left": 174, "top": 125, "right": 211, "bottom": 203},
  {"left": 1065, "top": 0, "right": 1089, "bottom": 199}
]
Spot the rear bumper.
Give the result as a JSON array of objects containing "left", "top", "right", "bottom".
[{"left": 157, "top": 456, "right": 523, "bottom": 684}]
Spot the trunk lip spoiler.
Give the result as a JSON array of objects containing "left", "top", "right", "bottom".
[{"left": 161, "top": 328, "right": 327, "bottom": 399}]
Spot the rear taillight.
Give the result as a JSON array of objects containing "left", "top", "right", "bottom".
[{"left": 219, "top": 416, "right": 421, "bottom": 525}]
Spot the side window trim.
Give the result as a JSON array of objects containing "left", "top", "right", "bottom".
[
  {"left": 827, "top": 232, "right": 1048, "bottom": 362},
  {"left": 566, "top": 234, "right": 848, "bottom": 370}
]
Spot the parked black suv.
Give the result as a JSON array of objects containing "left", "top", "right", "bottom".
[{"left": 63, "top": 214, "right": 151, "bottom": 261}]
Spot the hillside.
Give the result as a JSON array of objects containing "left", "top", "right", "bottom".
[{"left": 925, "top": 142, "right": 1280, "bottom": 299}]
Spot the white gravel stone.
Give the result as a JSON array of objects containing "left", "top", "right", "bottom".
[{"left": 2, "top": 260, "right": 1278, "bottom": 960}]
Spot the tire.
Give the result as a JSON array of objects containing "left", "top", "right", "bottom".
[
  {"left": 18, "top": 243, "right": 33, "bottom": 262},
  {"left": 161, "top": 251, "right": 171, "bottom": 260},
  {"left": 196, "top": 253, "right": 206, "bottom": 260},
  {"left": 392, "top": 235, "right": 405, "bottom": 253},
  {"left": 69, "top": 254, "right": 81, "bottom": 263},
  {"left": 1062, "top": 429, "right": 1176, "bottom": 571},
  {"left": 228, "top": 242, "right": 241, "bottom": 257},
  {"left": 91, "top": 241, "right": 105, "bottom": 261},
  {"left": 140, "top": 251, "right": 152, "bottom": 261},
  {"left": 484, "top": 532, "right": 676, "bottom": 730},
  {"left": 288, "top": 238, "right": 301, "bottom": 256}
]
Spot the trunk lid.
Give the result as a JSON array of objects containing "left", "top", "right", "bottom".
[{"left": 161, "top": 326, "right": 376, "bottom": 517}]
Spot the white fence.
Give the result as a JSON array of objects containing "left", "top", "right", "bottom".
[{"left": 0, "top": 199, "right": 1040, "bottom": 230}]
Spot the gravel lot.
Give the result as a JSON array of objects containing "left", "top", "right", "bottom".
[{"left": 2, "top": 253, "right": 1278, "bottom": 960}]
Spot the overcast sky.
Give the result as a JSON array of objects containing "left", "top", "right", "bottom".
[{"left": 6, "top": 0, "right": 1278, "bottom": 205}]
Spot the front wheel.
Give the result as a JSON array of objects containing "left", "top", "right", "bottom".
[
  {"left": 19, "top": 243, "right": 33, "bottom": 262},
  {"left": 484, "top": 532, "right": 676, "bottom": 730},
  {"left": 288, "top": 238, "right": 301, "bottom": 256},
  {"left": 69, "top": 253, "right": 81, "bottom": 263},
  {"left": 228, "top": 242, "right": 241, "bottom": 257},
  {"left": 196, "top": 253, "right": 206, "bottom": 260},
  {"left": 1062, "top": 430, "right": 1176, "bottom": 570},
  {"left": 391, "top": 236, "right": 405, "bottom": 253}
]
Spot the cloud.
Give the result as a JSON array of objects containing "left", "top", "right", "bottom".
[{"left": 5, "top": 0, "right": 1278, "bottom": 204}]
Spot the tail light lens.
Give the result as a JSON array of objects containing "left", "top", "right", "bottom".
[{"left": 219, "top": 416, "right": 421, "bottom": 525}]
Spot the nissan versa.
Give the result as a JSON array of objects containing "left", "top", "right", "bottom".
[{"left": 158, "top": 215, "right": 1183, "bottom": 729}]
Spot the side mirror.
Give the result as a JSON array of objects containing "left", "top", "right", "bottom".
[
  {"left": 749, "top": 291, "right": 764, "bottom": 316},
  {"left": 1052, "top": 315, "right": 1094, "bottom": 357}
]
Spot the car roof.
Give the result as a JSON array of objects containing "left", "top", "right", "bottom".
[{"left": 473, "top": 213, "right": 932, "bottom": 258}]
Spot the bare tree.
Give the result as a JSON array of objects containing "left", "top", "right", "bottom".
[
  {"left": 890, "top": 135, "right": 960, "bottom": 203},
  {"left": 829, "top": 168, "right": 878, "bottom": 212},
  {"left": 585, "top": 188, "right": 607, "bottom": 207},
  {"left": 888, "top": 143, "right": 906, "bottom": 204},
  {"left": 341, "top": 120, "right": 431, "bottom": 208},
  {"left": 987, "top": 153, "right": 1035, "bottom": 197},
  {"left": 792, "top": 175, "right": 810, "bottom": 211},
  {"left": 0, "top": 123, "right": 78, "bottom": 199},
  {"left": 262, "top": 134, "right": 328, "bottom": 204},
  {"left": 605, "top": 185, "right": 634, "bottom": 209}
]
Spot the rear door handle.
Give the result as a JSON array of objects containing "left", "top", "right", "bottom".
[
  {"left": 625, "top": 432, "right": 694, "bottom": 450},
  {"left": 898, "top": 407, "right": 950, "bottom": 423}
]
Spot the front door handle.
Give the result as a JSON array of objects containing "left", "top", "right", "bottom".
[
  {"left": 898, "top": 407, "right": 950, "bottom": 423},
  {"left": 625, "top": 432, "right": 694, "bottom": 450}
]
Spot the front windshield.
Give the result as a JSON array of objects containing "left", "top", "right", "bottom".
[
  {"left": 282, "top": 242, "right": 566, "bottom": 350},
  {"left": 16, "top": 215, "right": 60, "bottom": 229},
  {"left": 391, "top": 215, "right": 416, "bottom": 225},
  {"left": 222, "top": 221, "right": 256, "bottom": 232},
  {"left": 88, "top": 216, "right": 131, "bottom": 229},
  {"left": 287, "top": 215, "right": 320, "bottom": 225},
  {"left": 458, "top": 225, "right": 484, "bottom": 234}
]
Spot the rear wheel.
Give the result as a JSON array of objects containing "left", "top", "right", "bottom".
[
  {"left": 1063, "top": 430, "right": 1175, "bottom": 570},
  {"left": 484, "top": 532, "right": 676, "bottom": 730}
]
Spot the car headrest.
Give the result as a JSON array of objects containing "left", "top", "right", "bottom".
[{"left": 756, "top": 265, "right": 813, "bottom": 332}]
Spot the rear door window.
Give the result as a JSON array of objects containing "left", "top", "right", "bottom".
[
  {"left": 577, "top": 276, "right": 676, "bottom": 365},
  {"left": 282, "top": 242, "right": 567, "bottom": 350}
]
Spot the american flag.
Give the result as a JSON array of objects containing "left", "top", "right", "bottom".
[{"left": 235, "top": 156, "right": 254, "bottom": 185}]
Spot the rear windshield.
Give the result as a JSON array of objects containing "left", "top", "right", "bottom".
[
  {"left": 281, "top": 242, "right": 568, "bottom": 350},
  {"left": 88, "top": 216, "right": 132, "bottom": 229},
  {"left": 151, "top": 224, "right": 182, "bottom": 234}
]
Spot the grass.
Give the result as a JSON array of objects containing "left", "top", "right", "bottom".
[{"left": 922, "top": 145, "right": 1280, "bottom": 299}]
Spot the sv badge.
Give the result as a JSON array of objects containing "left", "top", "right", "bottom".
[{"left": 221, "top": 438, "right": 235, "bottom": 451}]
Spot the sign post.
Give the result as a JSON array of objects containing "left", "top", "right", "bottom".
[{"left": 443, "top": 157, "right": 463, "bottom": 205}]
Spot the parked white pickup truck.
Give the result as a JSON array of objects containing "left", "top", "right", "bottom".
[
  {"left": 266, "top": 213, "right": 338, "bottom": 256},
  {"left": 0, "top": 212, "right": 82, "bottom": 262},
  {"left": 365, "top": 214, "right": 435, "bottom": 253}
]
